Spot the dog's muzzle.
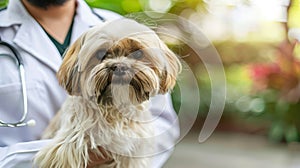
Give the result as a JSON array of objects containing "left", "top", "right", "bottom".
[
  {"left": 110, "top": 63, "right": 133, "bottom": 84},
  {"left": 111, "top": 63, "right": 129, "bottom": 76}
]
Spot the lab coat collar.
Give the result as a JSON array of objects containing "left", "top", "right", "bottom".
[
  {"left": 0, "top": 0, "right": 30, "bottom": 27},
  {"left": 71, "top": 0, "right": 104, "bottom": 42}
]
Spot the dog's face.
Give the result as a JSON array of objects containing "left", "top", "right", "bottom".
[{"left": 57, "top": 19, "right": 181, "bottom": 106}]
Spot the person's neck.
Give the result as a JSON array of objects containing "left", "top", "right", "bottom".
[{"left": 21, "top": 0, "right": 76, "bottom": 44}]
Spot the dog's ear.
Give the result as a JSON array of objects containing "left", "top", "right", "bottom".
[
  {"left": 57, "top": 36, "right": 83, "bottom": 95},
  {"left": 159, "top": 43, "right": 182, "bottom": 94}
]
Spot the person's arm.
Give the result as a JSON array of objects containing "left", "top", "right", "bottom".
[
  {"left": 0, "top": 87, "right": 178, "bottom": 168},
  {"left": 87, "top": 147, "right": 112, "bottom": 168},
  {"left": 0, "top": 140, "right": 52, "bottom": 168},
  {"left": 0, "top": 141, "right": 112, "bottom": 168}
]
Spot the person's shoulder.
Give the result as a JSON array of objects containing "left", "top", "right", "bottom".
[
  {"left": 92, "top": 8, "right": 123, "bottom": 21},
  {"left": 0, "top": 7, "right": 8, "bottom": 29}
]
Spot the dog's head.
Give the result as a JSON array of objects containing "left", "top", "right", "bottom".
[{"left": 57, "top": 19, "right": 181, "bottom": 106}]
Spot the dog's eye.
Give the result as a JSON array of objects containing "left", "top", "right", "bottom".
[
  {"left": 95, "top": 49, "right": 108, "bottom": 60},
  {"left": 129, "top": 50, "right": 144, "bottom": 60}
]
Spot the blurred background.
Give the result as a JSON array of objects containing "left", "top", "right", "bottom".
[{"left": 1, "top": 0, "right": 300, "bottom": 167}]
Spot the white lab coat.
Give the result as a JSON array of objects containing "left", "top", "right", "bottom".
[{"left": 0, "top": 0, "right": 179, "bottom": 167}]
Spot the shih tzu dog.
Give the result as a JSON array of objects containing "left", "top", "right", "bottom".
[{"left": 34, "top": 18, "right": 181, "bottom": 168}]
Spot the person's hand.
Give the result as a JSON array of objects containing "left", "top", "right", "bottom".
[{"left": 87, "top": 147, "right": 112, "bottom": 168}]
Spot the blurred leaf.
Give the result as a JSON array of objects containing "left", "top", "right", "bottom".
[
  {"left": 0, "top": 0, "right": 8, "bottom": 8},
  {"left": 86, "top": 0, "right": 125, "bottom": 15},
  {"left": 275, "top": 101, "right": 290, "bottom": 115},
  {"left": 260, "top": 89, "right": 279, "bottom": 103},
  {"left": 268, "top": 122, "right": 284, "bottom": 142},
  {"left": 289, "top": 0, "right": 300, "bottom": 28},
  {"left": 226, "top": 65, "right": 251, "bottom": 91},
  {"left": 121, "top": 0, "right": 141, "bottom": 13},
  {"left": 249, "top": 98, "right": 265, "bottom": 114},
  {"left": 169, "top": 0, "right": 205, "bottom": 14},
  {"left": 285, "top": 125, "right": 299, "bottom": 143},
  {"left": 171, "top": 83, "right": 181, "bottom": 114}
]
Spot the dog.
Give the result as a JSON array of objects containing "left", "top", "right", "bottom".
[{"left": 34, "top": 18, "right": 181, "bottom": 168}]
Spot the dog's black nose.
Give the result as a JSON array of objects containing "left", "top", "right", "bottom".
[{"left": 111, "top": 63, "right": 129, "bottom": 76}]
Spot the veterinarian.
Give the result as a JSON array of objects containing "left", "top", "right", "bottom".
[{"left": 0, "top": 0, "right": 179, "bottom": 167}]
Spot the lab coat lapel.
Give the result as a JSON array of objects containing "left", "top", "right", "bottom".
[{"left": 13, "top": 20, "right": 62, "bottom": 72}]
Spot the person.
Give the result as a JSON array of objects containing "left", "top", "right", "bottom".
[{"left": 0, "top": 0, "right": 179, "bottom": 167}]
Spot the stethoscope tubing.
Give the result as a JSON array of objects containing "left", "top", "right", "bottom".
[
  {"left": 0, "top": 40, "right": 30, "bottom": 127},
  {"left": 0, "top": 40, "right": 23, "bottom": 65}
]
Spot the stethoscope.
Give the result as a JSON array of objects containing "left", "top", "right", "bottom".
[
  {"left": 0, "top": 8, "right": 105, "bottom": 127},
  {"left": 0, "top": 37, "right": 36, "bottom": 127}
]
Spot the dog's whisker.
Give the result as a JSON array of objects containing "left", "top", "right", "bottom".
[{"left": 180, "top": 53, "right": 191, "bottom": 59}]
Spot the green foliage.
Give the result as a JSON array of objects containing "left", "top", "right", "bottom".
[
  {"left": 0, "top": 0, "right": 8, "bottom": 8},
  {"left": 86, "top": 0, "right": 142, "bottom": 15},
  {"left": 235, "top": 39, "right": 300, "bottom": 143},
  {"left": 249, "top": 92, "right": 300, "bottom": 143}
]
